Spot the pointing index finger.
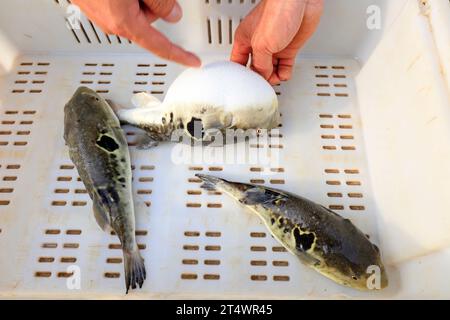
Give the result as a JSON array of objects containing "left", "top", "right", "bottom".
[{"left": 125, "top": 11, "right": 201, "bottom": 67}]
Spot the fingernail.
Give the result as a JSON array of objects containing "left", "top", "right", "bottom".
[
  {"left": 166, "top": 4, "right": 182, "bottom": 22},
  {"left": 188, "top": 55, "right": 202, "bottom": 67}
]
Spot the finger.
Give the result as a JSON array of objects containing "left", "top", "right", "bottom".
[
  {"left": 272, "top": 56, "right": 279, "bottom": 66},
  {"left": 268, "top": 73, "right": 281, "bottom": 85},
  {"left": 272, "top": 1, "right": 323, "bottom": 81},
  {"left": 141, "top": 6, "right": 159, "bottom": 24},
  {"left": 251, "top": 45, "right": 274, "bottom": 80},
  {"left": 258, "top": 0, "right": 307, "bottom": 51},
  {"left": 124, "top": 12, "right": 200, "bottom": 67},
  {"left": 277, "top": 58, "right": 295, "bottom": 81},
  {"left": 142, "top": 0, "right": 182, "bottom": 23},
  {"left": 286, "top": 1, "right": 324, "bottom": 53},
  {"left": 230, "top": 37, "right": 251, "bottom": 66},
  {"left": 230, "top": 0, "right": 264, "bottom": 66}
]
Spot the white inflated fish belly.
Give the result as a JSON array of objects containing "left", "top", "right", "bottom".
[
  {"left": 115, "top": 61, "right": 280, "bottom": 142},
  {"left": 165, "top": 61, "right": 278, "bottom": 121}
]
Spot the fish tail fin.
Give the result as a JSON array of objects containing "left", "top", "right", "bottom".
[
  {"left": 196, "top": 174, "right": 226, "bottom": 191},
  {"left": 197, "top": 174, "right": 260, "bottom": 202},
  {"left": 123, "top": 249, "right": 146, "bottom": 294},
  {"left": 131, "top": 92, "right": 162, "bottom": 109}
]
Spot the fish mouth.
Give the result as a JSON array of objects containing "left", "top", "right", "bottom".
[
  {"left": 70, "top": 86, "right": 102, "bottom": 105},
  {"left": 65, "top": 86, "right": 104, "bottom": 117},
  {"left": 316, "top": 261, "right": 389, "bottom": 291},
  {"left": 74, "top": 86, "right": 97, "bottom": 97}
]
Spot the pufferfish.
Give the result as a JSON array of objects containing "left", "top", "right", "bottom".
[
  {"left": 111, "top": 61, "right": 280, "bottom": 147},
  {"left": 196, "top": 174, "right": 388, "bottom": 291}
]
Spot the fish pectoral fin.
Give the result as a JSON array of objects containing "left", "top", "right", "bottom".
[
  {"left": 296, "top": 251, "right": 321, "bottom": 267},
  {"left": 93, "top": 199, "right": 112, "bottom": 232}
]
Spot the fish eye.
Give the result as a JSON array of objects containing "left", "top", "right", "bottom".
[
  {"left": 187, "top": 117, "right": 204, "bottom": 139},
  {"left": 352, "top": 276, "right": 358, "bottom": 281}
]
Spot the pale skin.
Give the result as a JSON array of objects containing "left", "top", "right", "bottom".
[
  {"left": 71, "top": 0, "right": 323, "bottom": 84},
  {"left": 70, "top": 0, "right": 201, "bottom": 67},
  {"left": 232, "top": 0, "right": 324, "bottom": 85}
]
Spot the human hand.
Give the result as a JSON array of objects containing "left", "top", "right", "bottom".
[
  {"left": 71, "top": 0, "right": 201, "bottom": 67},
  {"left": 231, "top": 0, "right": 323, "bottom": 84}
]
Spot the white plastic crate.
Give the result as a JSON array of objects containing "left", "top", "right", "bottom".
[{"left": 0, "top": 0, "right": 449, "bottom": 299}]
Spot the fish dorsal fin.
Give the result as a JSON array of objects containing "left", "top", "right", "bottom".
[
  {"left": 131, "top": 92, "right": 162, "bottom": 109},
  {"left": 92, "top": 198, "right": 112, "bottom": 232}
]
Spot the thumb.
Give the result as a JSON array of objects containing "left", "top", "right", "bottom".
[
  {"left": 251, "top": 45, "right": 273, "bottom": 80},
  {"left": 142, "top": 0, "right": 182, "bottom": 23}
]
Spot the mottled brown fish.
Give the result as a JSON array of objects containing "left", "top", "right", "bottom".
[
  {"left": 196, "top": 174, "right": 388, "bottom": 291},
  {"left": 64, "top": 86, "right": 146, "bottom": 293}
]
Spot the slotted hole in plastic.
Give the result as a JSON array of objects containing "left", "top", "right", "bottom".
[
  {"left": 132, "top": 63, "right": 167, "bottom": 96},
  {"left": 51, "top": 162, "right": 154, "bottom": 207},
  {"left": 13, "top": 61, "right": 49, "bottom": 94},
  {"left": 0, "top": 163, "right": 22, "bottom": 206},
  {"left": 181, "top": 231, "right": 222, "bottom": 281},
  {"left": 34, "top": 228, "right": 82, "bottom": 278},
  {"left": 104, "top": 230, "right": 148, "bottom": 279},
  {"left": 0, "top": 110, "right": 36, "bottom": 147},
  {"left": 315, "top": 66, "right": 366, "bottom": 213}
]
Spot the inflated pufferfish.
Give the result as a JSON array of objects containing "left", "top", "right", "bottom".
[{"left": 113, "top": 61, "right": 280, "bottom": 146}]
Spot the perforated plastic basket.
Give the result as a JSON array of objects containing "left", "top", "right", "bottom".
[{"left": 0, "top": 0, "right": 449, "bottom": 299}]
